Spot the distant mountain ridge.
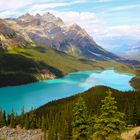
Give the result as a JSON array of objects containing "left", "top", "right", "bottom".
[
  {"left": 98, "top": 36, "right": 140, "bottom": 61},
  {"left": 4, "top": 13, "right": 123, "bottom": 61},
  {"left": 0, "top": 13, "right": 139, "bottom": 88},
  {"left": 0, "top": 12, "right": 139, "bottom": 65}
]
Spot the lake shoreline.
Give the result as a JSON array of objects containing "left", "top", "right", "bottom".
[
  {"left": 0, "top": 67, "right": 136, "bottom": 89},
  {"left": 0, "top": 69, "right": 135, "bottom": 114}
]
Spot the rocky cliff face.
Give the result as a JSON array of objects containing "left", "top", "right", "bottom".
[
  {"left": 4, "top": 13, "right": 122, "bottom": 61},
  {"left": 0, "top": 19, "right": 29, "bottom": 49}
]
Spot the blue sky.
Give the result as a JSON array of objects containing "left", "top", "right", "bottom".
[
  {"left": 0, "top": 0, "right": 140, "bottom": 53},
  {"left": 0, "top": 0, "right": 140, "bottom": 26}
]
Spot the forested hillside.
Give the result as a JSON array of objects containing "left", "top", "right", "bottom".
[
  {"left": 34, "top": 86, "right": 140, "bottom": 139},
  {"left": 0, "top": 86, "right": 139, "bottom": 139}
]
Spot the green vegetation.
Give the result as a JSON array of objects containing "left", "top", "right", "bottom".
[
  {"left": 0, "top": 108, "right": 6, "bottom": 128},
  {"left": 72, "top": 97, "right": 89, "bottom": 140},
  {"left": 72, "top": 91, "right": 127, "bottom": 140},
  {"left": 0, "top": 86, "right": 139, "bottom": 139},
  {"left": 34, "top": 86, "right": 140, "bottom": 139},
  {"left": 93, "top": 90, "right": 126, "bottom": 140},
  {"left": 0, "top": 44, "right": 139, "bottom": 89}
]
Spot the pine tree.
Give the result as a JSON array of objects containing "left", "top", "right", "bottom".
[
  {"left": 72, "top": 97, "right": 89, "bottom": 140},
  {"left": 41, "top": 115, "right": 46, "bottom": 132},
  {"left": 63, "top": 120, "right": 72, "bottom": 140},
  {"left": 29, "top": 107, "right": 36, "bottom": 129},
  {"left": 20, "top": 106, "right": 25, "bottom": 128},
  {"left": 132, "top": 96, "right": 138, "bottom": 126},
  {"left": 3, "top": 111, "right": 7, "bottom": 126},
  {"left": 36, "top": 117, "right": 41, "bottom": 128},
  {"left": 10, "top": 109, "right": 15, "bottom": 128},
  {"left": 93, "top": 90, "right": 126, "bottom": 140},
  {"left": 24, "top": 114, "right": 29, "bottom": 129},
  {"left": 7, "top": 114, "right": 11, "bottom": 126},
  {"left": 0, "top": 108, "right": 6, "bottom": 128}
]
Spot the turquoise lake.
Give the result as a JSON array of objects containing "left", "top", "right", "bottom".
[{"left": 0, "top": 69, "right": 134, "bottom": 114}]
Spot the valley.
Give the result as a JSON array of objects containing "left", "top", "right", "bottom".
[
  {"left": 0, "top": 13, "right": 140, "bottom": 90},
  {"left": 0, "top": 44, "right": 138, "bottom": 88},
  {"left": 0, "top": 69, "right": 134, "bottom": 114},
  {"left": 0, "top": 9, "right": 140, "bottom": 140}
]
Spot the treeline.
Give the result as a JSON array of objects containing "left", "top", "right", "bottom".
[
  {"left": 35, "top": 86, "right": 140, "bottom": 139},
  {"left": 0, "top": 86, "right": 140, "bottom": 139}
]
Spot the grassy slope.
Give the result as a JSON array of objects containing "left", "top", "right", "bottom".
[{"left": 0, "top": 44, "right": 138, "bottom": 88}]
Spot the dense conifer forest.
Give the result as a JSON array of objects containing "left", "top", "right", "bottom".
[{"left": 0, "top": 86, "right": 140, "bottom": 139}]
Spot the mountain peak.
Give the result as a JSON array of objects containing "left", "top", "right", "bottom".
[
  {"left": 70, "top": 24, "right": 82, "bottom": 30},
  {"left": 43, "top": 12, "right": 55, "bottom": 17},
  {"left": 4, "top": 12, "right": 123, "bottom": 61},
  {"left": 35, "top": 13, "right": 41, "bottom": 18},
  {"left": 42, "top": 12, "right": 64, "bottom": 25},
  {"left": 16, "top": 13, "right": 64, "bottom": 26},
  {"left": 18, "top": 13, "right": 33, "bottom": 21}
]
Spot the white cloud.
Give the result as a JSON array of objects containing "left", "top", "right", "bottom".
[
  {"left": 105, "top": 4, "right": 140, "bottom": 12},
  {"left": 0, "top": 0, "right": 86, "bottom": 18},
  {"left": 49, "top": 11, "right": 105, "bottom": 39},
  {"left": 50, "top": 11, "right": 140, "bottom": 52},
  {"left": 0, "top": 0, "right": 35, "bottom": 10},
  {"left": 95, "top": 0, "right": 116, "bottom": 2},
  {"left": 28, "top": 0, "right": 85, "bottom": 13},
  {"left": 50, "top": 11, "right": 140, "bottom": 40}
]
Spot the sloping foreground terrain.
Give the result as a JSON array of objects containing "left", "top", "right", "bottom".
[
  {"left": 30, "top": 86, "right": 140, "bottom": 139},
  {"left": 1, "top": 126, "right": 140, "bottom": 140},
  {"left": 1, "top": 86, "right": 140, "bottom": 140}
]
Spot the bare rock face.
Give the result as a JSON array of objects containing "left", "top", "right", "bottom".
[{"left": 0, "top": 19, "right": 29, "bottom": 49}]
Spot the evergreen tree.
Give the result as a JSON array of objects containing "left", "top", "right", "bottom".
[
  {"left": 0, "top": 108, "right": 6, "bottom": 128},
  {"left": 41, "top": 115, "right": 46, "bottom": 132},
  {"left": 63, "top": 120, "right": 72, "bottom": 140},
  {"left": 7, "top": 114, "right": 11, "bottom": 126},
  {"left": 93, "top": 90, "right": 126, "bottom": 140},
  {"left": 20, "top": 106, "right": 25, "bottom": 128},
  {"left": 3, "top": 111, "right": 7, "bottom": 126},
  {"left": 72, "top": 97, "right": 89, "bottom": 140},
  {"left": 36, "top": 117, "right": 41, "bottom": 128},
  {"left": 29, "top": 107, "right": 36, "bottom": 129},
  {"left": 132, "top": 96, "right": 138, "bottom": 126},
  {"left": 10, "top": 109, "right": 15, "bottom": 128},
  {"left": 24, "top": 114, "right": 30, "bottom": 129}
]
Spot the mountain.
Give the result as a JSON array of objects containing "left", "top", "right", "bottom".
[
  {"left": 0, "top": 19, "right": 29, "bottom": 49},
  {"left": 4, "top": 13, "right": 123, "bottom": 61},
  {"left": 121, "top": 42, "right": 140, "bottom": 61},
  {"left": 97, "top": 36, "right": 140, "bottom": 61},
  {"left": 0, "top": 14, "right": 139, "bottom": 88}
]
